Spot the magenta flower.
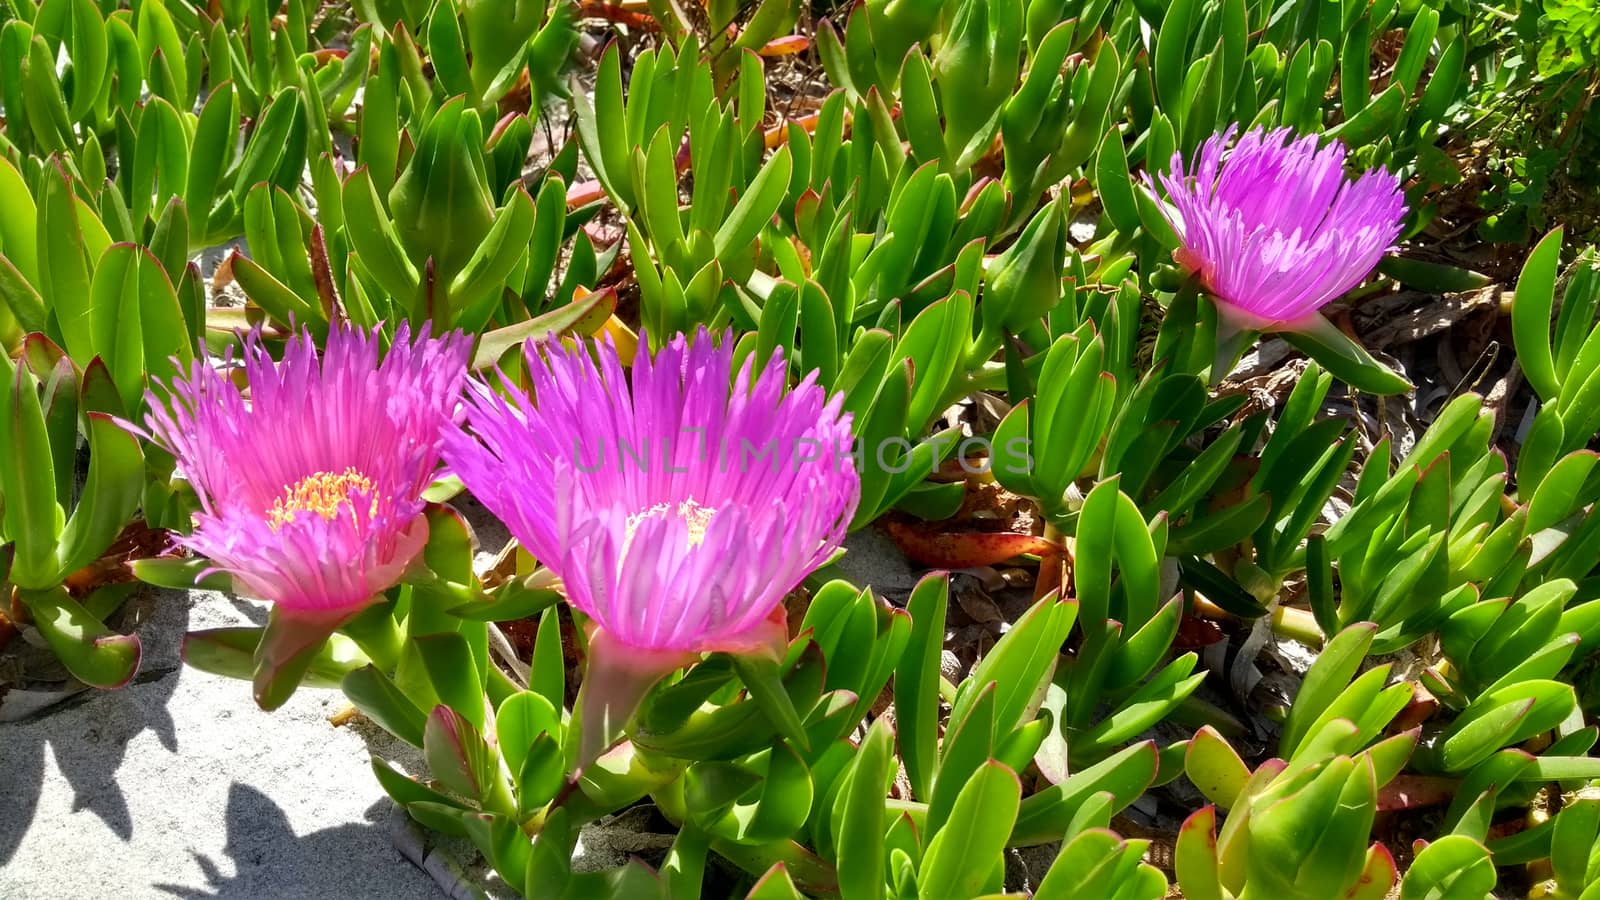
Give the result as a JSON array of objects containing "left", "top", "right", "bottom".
[
  {"left": 1151, "top": 125, "right": 1406, "bottom": 330},
  {"left": 139, "top": 323, "right": 470, "bottom": 622},
  {"left": 443, "top": 329, "right": 857, "bottom": 761},
  {"left": 445, "top": 328, "right": 857, "bottom": 653}
]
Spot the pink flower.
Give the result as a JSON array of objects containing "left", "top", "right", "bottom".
[
  {"left": 443, "top": 329, "right": 858, "bottom": 658},
  {"left": 1151, "top": 125, "right": 1407, "bottom": 330},
  {"left": 139, "top": 323, "right": 470, "bottom": 621},
  {"left": 444, "top": 329, "right": 857, "bottom": 763}
]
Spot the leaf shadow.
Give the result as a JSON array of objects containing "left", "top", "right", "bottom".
[
  {"left": 0, "top": 588, "right": 185, "bottom": 866},
  {"left": 153, "top": 784, "right": 438, "bottom": 900}
]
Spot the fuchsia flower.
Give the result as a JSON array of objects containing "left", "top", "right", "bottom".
[
  {"left": 1151, "top": 125, "right": 1407, "bottom": 330},
  {"left": 140, "top": 323, "right": 470, "bottom": 622},
  {"left": 443, "top": 329, "right": 858, "bottom": 761},
  {"left": 445, "top": 329, "right": 857, "bottom": 654}
]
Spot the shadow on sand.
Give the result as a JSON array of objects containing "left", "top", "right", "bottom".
[
  {"left": 0, "top": 588, "right": 196, "bottom": 866},
  {"left": 153, "top": 783, "right": 437, "bottom": 899}
]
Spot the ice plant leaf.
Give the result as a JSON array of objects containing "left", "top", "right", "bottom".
[
  {"left": 469, "top": 285, "right": 616, "bottom": 370},
  {"left": 835, "top": 716, "right": 894, "bottom": 899},
  {"left": 0, "top": 155, "right": 39, "bottom": 286},
  {"left": 54, "top": 412, "right": 143, "bottom": 582},
  {"left": 1174, "top": 807, "right": 1224, "bottom": 900},
  {"left": 732, "top": 636, "right": 812, "bottom": 753},
  {"left": 182, "top": 627, "right": 368, "bottom": 688},
  {"left": 745, "top": 863, "right": 806, "bottom": 900},
  {"left": 14, "top": 585, "right": 140, "bottom": 689},
  {"left": 1343, "top": 844, "right": 1398, "bottom": 900},
  {"left": 1399, "top": 835, "right": 1496, "bottom": 899},
  {"left": 343, "top": 665, "right": 428, "bottom": 748},
  {"left": 529, "top": 604, "right": 567, "bottom": 711},
  {"left": 1011, "top": 741, "right": 1160, "bottom": 846},
  {"left": 1185, "top": 726, "right": 1251, "bottom": 810},
  {"left": 1281, "top": 622, "right": 1377, "bottom": 758},
  {"left": 918, "top": 760, "right": 1022, "bottom": 898},
  {"left": 130, "top": 556, "right": 233, "bottom": 592},
  {"left": 897, "top": 572, "right": 950, "bottom": 801},
  {"left": 1278, "top": 313, "right": 1412, "bottom": 395},
  {"left": 497, "top": 691, "right": 560, "bottom": 785},
  {"left": 423, "top": 703, "right": 509, "bottom": 810},
  {"left": 1511, "top": 227, "right": 1565, "bottom": 402},
  {"left": 415, "top": 632, "right": 487, "bottom": 731},
  {"left": 371, "top": 756, "right": 469, "bottom": 815}
]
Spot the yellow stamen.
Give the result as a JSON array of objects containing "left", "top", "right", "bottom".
[
  {"left": 622, "top": 498, "right": 718, "bottom": 556},
  {"left": 267, "top": 468, "right": 379, "bottom": 530}
]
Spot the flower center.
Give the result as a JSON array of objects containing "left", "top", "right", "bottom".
[
  {"left": 622, "top": 498, "right": 718, "bottom": 555},
  {"left": 267, "top": 468, "right": 379, "bottom": 530}
]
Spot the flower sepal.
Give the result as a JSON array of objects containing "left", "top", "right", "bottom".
[
  {"left": 723, "top": 608, "right": 811, "bottom": 753},
  {"left": 252, "top": 604, "right": 370, "bottom": 711},
  {"left": 572, "top": 608, "right": 803, "bottom": 773},
  {"left": 1277, "top": 313, "right": 1412, "bottom": 396},
  {"left": 572, "top": 626, "right": 699, "bottom": 771}
]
